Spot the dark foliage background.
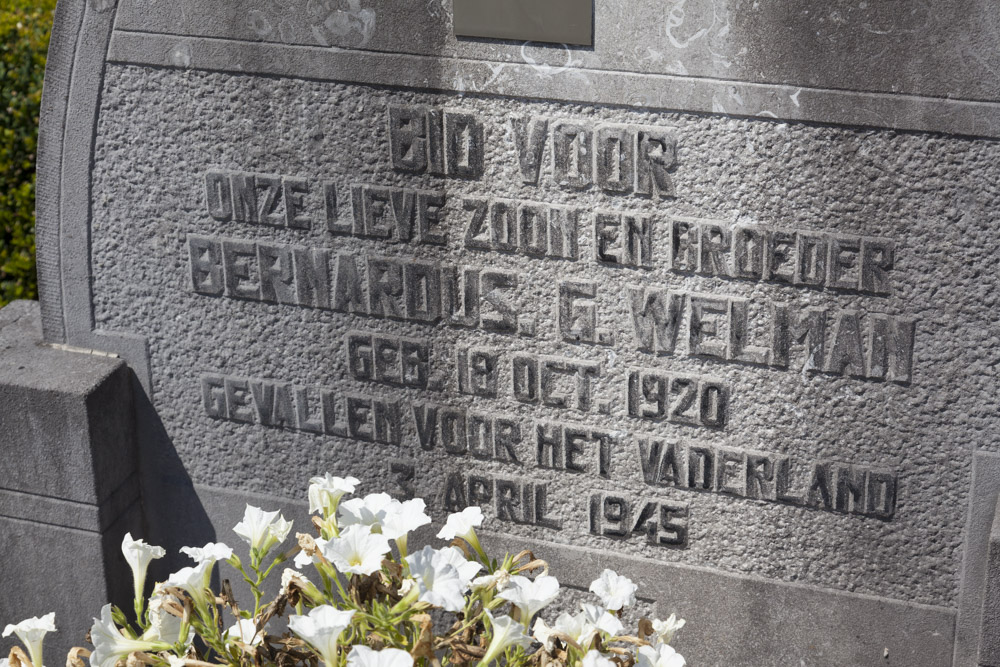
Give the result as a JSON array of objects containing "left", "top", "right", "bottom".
[{"left": 0, "top": 0, "right": 56, "bottom": 306}]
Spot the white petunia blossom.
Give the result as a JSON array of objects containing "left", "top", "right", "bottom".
[
  {"left": 582, "top": 651, "right": 617, "bottom": 667},
  {"left": 480, "top": 612, "right": 533, "bottom": 666},
  {"left": 580, "top": 603, "right": 624, "bottom": 637},
  {"left": 180, "top": 542, "right": 233, "bottom": 565},
  {"left": 308, "top": 474, "right": 360, "bottom": 516},
  {"left": 339, "top": 493, "right": 398, "bottom": 532},
  {"left": 346, "top": 645, "right": 414, "bottom": 667},
  {"left": 227, "top": 618, "right": 264, "bottom": 647},
  {"left": 403, "top": 546, "right": 468, "bottom": 612},
  {"left": 530, "top": 617, "right": 561, "bottom": 650},
  {"left": 534, "top": 609, "right": 601, "bottom": 650},
  {"left": 436, "top": 506, "right": 483, "bottom": 541},
  {"left": 288, "top": 605, "right": 355, "bottom": 667},
  {"left": 162, "top": 561, "right": 214, "bottom": 609},
  {"left": 282, "top": 567, "right": 310, "bottom": 592},
  {"left": 497, "top": 574, "right": 560, "bottom": 626},
  {"left": 143, "top": 593, "right": 187, "bottom": 645},
  {"left": 437, "top": 506, "right": 487, "bottom": 561},
  {"left": 589, "top": 569, "right": 638, "bottom": 611},
  {"left": 636, "top": 643, "right": 686, "bottom": 667},
  {"left": 322, "top": 525, "right": 390, "bottom": 576},
  {"left": 3, "top": 612, "right": 56, "bottom": 667},
  {"left": 294, "top": 537, "right": 329, "bottom": 570},
  {"left": 472, "top": 570, "right": 511, "bottom": 592},
  {"left": 281, "top": 568, "right": 325, "bottom": 605},
  {"left": 650, "top": 614, "right": 686, "bottom": 645},
  {"left": 381, "top": 498, "right": 431, "bottom": 557},
  {"left": 89, "top": 605, "right": 170, "bottom": 667},
  {"left": 233, "top": 505, "right": 293, "bottom": 556},
  {"left": 433, "top": 546, "right": 482, "bottom": 588},
  {"left": 294, "top": 550, "right": 314, "bottom": 569},
  {"left": 122, "top": 533, "right": 166, "bottom": 604}
]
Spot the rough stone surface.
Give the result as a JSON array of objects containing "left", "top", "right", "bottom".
[
  {"left": 89, "top": 64, "right": 992, "bottom": 608},
  {"left": 27, "top": 1, "right": 1000, "bottom": 664},
  {"left": 0, "top": 301, "right": 141, "bottom": 663}
]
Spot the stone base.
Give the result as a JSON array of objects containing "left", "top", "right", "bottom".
[{"left": 0, "top": 301, "right": 141, "bottom": 662}]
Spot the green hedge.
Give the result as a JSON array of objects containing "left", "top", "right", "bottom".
[{"left": 0, "top": 0, "right": 56, "bottom": 306}]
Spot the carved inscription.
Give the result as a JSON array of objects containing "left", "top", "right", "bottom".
[
  {"left": 463, "top": 197, "right": 579, "bottom": 260},
  {"left": 346, "top": 331, "right": 435, "bottom": 390},
  {"left": 202, "top": 374, "right": 403, "bottom": 445},
  {"left": 186, "top": 100, "right": 919, "bottom": 551},
  {"left": 627, "top": 287, "right": 915, "bottom": 383},
  {"left": 670, "top": 218, "right": 895, "bottom": 294},
  {"left": 636, "top": 438, "right": 897, "bottom": 519},
  {"left": 589, "top": 492, "right": 689, "bottom": 547},
  {"left": 442, "top": 471, "right": 562, "bottom": 529},
  {"left": 188, "top": 235, "right": 531, "bottom": 334},
  {"left": 626, "top": 368, "right": 728, "bottom": 428},
  {"left": 388, "top": 105, "right": 484, "bottom": 179}
]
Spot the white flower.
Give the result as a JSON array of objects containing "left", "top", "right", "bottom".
[
  {"left": 436, "top": 506, "right": 483, "bottom": 541},
  {"left": 398, "top": 578, "right": 416, "bottom": 596},
  {"left": 180, "top": 542, "right": 233, "bottom": 565},
  {"left": 537, "top": 610, "right": 599, "bottom": 649},
  {"left": 309, "top": 474, "right": 360, "bottom": 516},
  {"left": 143, "top": 593, "right": 187, "bottom": 645},
  {"left": 167, "top": 657, "right": 186, "bottom": 667},
  {"left": 381, "top": 498, "right": 431, "bottom": 541},
  {"left": 636, "top": 643, "right": 686, "bottom": 667},
  {"left": 281, "top": 568, "right": 323, "bottom": 605},
  {"left": 404, "top": 546, "right": 467, "bottom": 612},
  {"left": 163, "top": 561, "right": 213, "bottom": 608},
  {"left": 480, "top": 612, "right": 532, "bottom": 665},
  {"left": 339, "top": 493, "right": 398, "bottom": 532},
  {"left": 346, "top": 645, "right": 414, "bottom": 667},
  {"left": 589, "top": 569, "right": 638, "bottom": 611},
  {"left": 322, "top": 525, "right": 390, "bottom": 576},
  {"left": 294, "top": 551, "right": 313, "bottom": 569},
  {"left": 497, "top": 575, "right": 560, "bottom": 625},
  {"left": 530, "top": 617, "right": 556, "bottom": 648},
  {"left": 433, "top": 546, "right": 482, "bottom": 588},
  {"left": 582, "top": 651, "right": 616, "bottom": 667},
  {"left": 650, "top": 614, "right": 686, "bottom": 645},
  {"left": 294, "top": 537, "right": 329, "bottom": 569},
  {"left": 282, "top": 568, "right": 309, "bottom": 592},
  {"left": 233, "top": 505, "right": 293, "bottom": 555},
  {"left": 227, "top": 618, "right": 264, "bottom": 647},
  {"left": 122, "top": 533, "right": 165, "bottom": 603},
  {"left": 580, "top": 603, "right": 624, "bottom": 637},
  {"left": 472, "top": 570, "right": 511, "bottom": 592},
  {"left": 89, "top": 605, "right": 167, "bottom": 667},
  {"left": 3, "top": 613, "right": 55, "bottom": 667},
  {"left": 288, "top": 605, "right": 355, "bottom": 666}
]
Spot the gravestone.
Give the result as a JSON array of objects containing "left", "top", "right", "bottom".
[{"left": 18, "top": 0, "right": 1000, "bottom": 664}]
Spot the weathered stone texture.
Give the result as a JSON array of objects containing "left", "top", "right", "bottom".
[
  {"left": 0, "top": 301, "right": 141, "bottom": 663},
  {"left": 24, "top": 0, "right": 1000, "bottom": 662},
  {"left": 87, "top": 65, "right": 1000, "bottom": 610}
]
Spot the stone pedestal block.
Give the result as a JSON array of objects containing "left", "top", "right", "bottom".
[
  {"left": 979, "top": 494, "right": 1000, "bottom": 667},
  {"left": 0, "top": 301, "right": 141, "bottom": 663}
]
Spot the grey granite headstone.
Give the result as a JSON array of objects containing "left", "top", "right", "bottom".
[{"left": 25, "top": 0, "right": 1000, "bottom": 664}]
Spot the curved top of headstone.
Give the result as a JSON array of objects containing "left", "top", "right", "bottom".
[{"left": 35, "top": 0, "right": 1000, "bottom": 349}]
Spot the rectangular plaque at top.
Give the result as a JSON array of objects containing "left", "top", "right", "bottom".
[{"left": 453, "top": 0, "right": 593, "bottom": 46}]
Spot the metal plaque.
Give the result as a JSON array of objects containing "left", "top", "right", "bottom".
[{"left": 453, "top": 0, "right": 593, "bottom": 46}]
